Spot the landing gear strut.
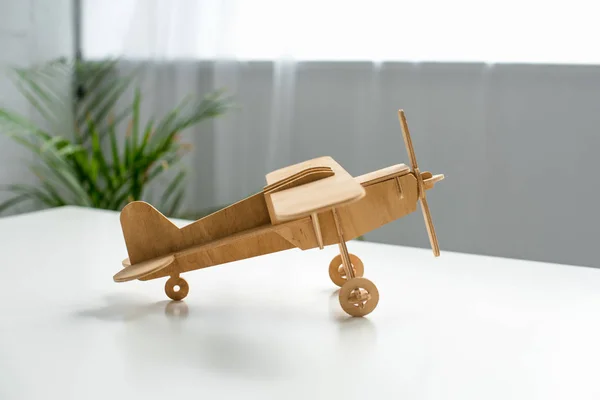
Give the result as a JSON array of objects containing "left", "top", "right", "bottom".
[{"left": 331, "top": 208, "right": 379, "bottom": 317}]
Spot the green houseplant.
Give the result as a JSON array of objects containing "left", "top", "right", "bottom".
[{"left": 0, "top": 58, "right": 232, "bottom": 217}]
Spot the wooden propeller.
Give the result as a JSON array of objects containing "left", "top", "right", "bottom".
[{"left": 398, "top": 109, "right": 441, "bottom": 257}]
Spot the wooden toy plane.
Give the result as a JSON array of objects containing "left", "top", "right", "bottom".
[{"left": 113, "top": 110, "right": 444, "bottom": 317}]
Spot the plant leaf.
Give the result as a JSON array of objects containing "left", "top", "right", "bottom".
[
  {"left": 108, "top": 116, "right": 122, "bottom": 180},
  {"left": 160, "top": 170, "right": 186, "bottom": 209},
  {"left": 36, "top": 145, "right": 93, "bottom": 207},
  {"left": 132, "top": 87, "right": 140, "bottom": 147},
  {"left": 0, "top": 108, "right": 52, "bottom": 142},
  {"left": 0, "top": 193, "right": 32, "bottom": 213},
  {"left": 166, "top": 189, "right": 185, "bottom": 217},
  {"left": 11, "top": 67, "right": 70, "bottom": 132},
  {"left": 136, "top": 119, "right": 154, "bottom": 161},
  {"left": 76, "top": 69, "right": 139, "bottom": 141},
  {"left": 0, "top": 183, "right": 59, "bottom": 207}
]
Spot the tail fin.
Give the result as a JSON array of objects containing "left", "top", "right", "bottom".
[{"left": 120, "top": 201, "right": 182, "bottom": 264}]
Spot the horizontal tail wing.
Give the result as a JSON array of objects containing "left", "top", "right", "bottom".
[{"left": 114, "top": 254, "right": 175, "bottom": 282}]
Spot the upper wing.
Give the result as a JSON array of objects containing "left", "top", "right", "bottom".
[
  {"left": 266, "top": 156, "right": 338, "bottom": 185},
  {"left": 265, "top": 156, "right": 365, "bottom": 222}
]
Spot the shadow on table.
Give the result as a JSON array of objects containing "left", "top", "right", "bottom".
[
  {"left": 74, "top": 294, "right": 287, "bottom": 379},
  {"left": 73, "top": 292, "right": 377, "bottom": 380},
  {"left": 75, "top": 294, "right": 184, "bottom": 322},
  {"left": 328, "top": 289, "right": 378, "bottom": 346}
]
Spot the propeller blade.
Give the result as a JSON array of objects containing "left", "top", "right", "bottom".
[
  {"left": 398, "top": 109, "right": 441, "bottom": 257},
  {"left": 420, "top": 197, "right": 440, "bottom": 257},
  {"left": 398, "top": 109, "right": 418, "bottom": 171}
]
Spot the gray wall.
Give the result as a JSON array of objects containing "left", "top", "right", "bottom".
[
  {"left": 0, "top": 0, "right": 74, "bottom": 212},
  {"left": 131, "top": 61, "right": 599, "bottom": 269}
]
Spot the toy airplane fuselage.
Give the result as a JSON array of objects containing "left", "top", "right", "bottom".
[
  {"left": 113, "top": 110, "right": 444, "bottom": 317},
  {"left": 117, "top": 159, "right": 442, "bottom": 280}
]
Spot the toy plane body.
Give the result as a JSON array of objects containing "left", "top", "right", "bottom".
[{"left": 113, "top": 110, "right": 445, "bottom": 317}]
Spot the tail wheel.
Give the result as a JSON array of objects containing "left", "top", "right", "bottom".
[
  {"left": 165, "top": 276, "right": 189, "bottom": 301},
  {"left": 329, "top": 254, "right": 364, "bottom": 287},
  {"left": 339, "top": 277, "right": 379, "bottom": 317}
]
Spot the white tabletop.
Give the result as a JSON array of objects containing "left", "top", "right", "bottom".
[{"left": 1, "top": 206, "right": 600, "bottom": 400}]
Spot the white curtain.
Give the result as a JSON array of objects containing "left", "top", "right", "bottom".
[
  {"left": 84, "top": 0, "right": 305, "bottom": 210},
  {"left": 84, "top": 0, "right": 600, "bottom": 64}
]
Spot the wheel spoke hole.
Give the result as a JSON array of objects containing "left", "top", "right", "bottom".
[
  {"left": 338, "top": 264, "right": 355, "bottom": 279},
  {"left": 349, "top": 288, "right": 371, "bottom": 305},
  {"left": 329, "top": 254, "right": 364, "bottom": 288},
  {"left": 339, "top": 278, "right": 379, "bottom": 317}
]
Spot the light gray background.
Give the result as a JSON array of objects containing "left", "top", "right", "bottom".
[
  {"left": 0, "top": 0, "right": 74, "bottom": 214},
  {"left": 1, "top": 0, "right": 598, "bottom": 269}
]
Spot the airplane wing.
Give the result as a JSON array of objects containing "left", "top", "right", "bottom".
[
  {"left": 266, "top": 157, "right": 338, "bottom": 185},
  {"left": 265, "top": 156, "right": 366, "bottom": 222}
]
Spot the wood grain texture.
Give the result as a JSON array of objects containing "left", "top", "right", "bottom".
[
  {"left": 263, "top": 166, "right": 333, "bottom": 193},
  {"left": 120, "top": 193, "right": 271, "bottom": 265},
  {"left": 318, "top": 173, "right": 419, "bottom": 244},
  {"left": 339, "top": 277, "right": 379, "bottom": 317},
  {"left": 329, "top": 253, "right": 364, "bottom": 287},
  {"left": 140, "top": 229, "right": 295, "bottom": 280},
  {"left": 264, "top": 167, "right": 335, "bottom": 224},
  {"left": 115, "top": 173, "right": 417, "bottom": 280},
  {"left": 267, "top": 157, "right": 366, "bottom": 222},
  {"left": 398, "top": 109, "right": 442, "bottom": 257},
  {"left": 113, "top": 255, "right": 175, "bottom": 282},
  {"left": 114, "top": 110, "right": 444, "bottom": 318},
  {"left": 424, "top": 173, "right": 444, "bottom": 190},
  {"left": 116, "top": 155, "right": 441, "bottom": 293},
  {"left": 333, "top": 208, "right": 355, "bottom": 280},
  {"left": 355, "top": 164, "right": 410, "bottom": 186},
  {"left": 311, "top": 213, "right": 324, "bottom": 249},
  {"left": 120, "top": 202, "right": 183, "bottom": 265},
  {"left": 265, "top": 156, "right": 337, "bottom": 185},
  {"left": 116, "top": 172, "right": 422, "bottom": 281},
  {"left": 165, "top": 276, "right": 189, "bottom": 300},
  {"left": 398, "top": 110, "right": 419, "bottom": 170},
  {"left": 267, "top": 173, "right": 420, "bottom": 250},
  {"left": 419, "top": 195, "right": 440, "bottom": 256},
  {"left": 272, "top": 217, "right": 318, "bottom": 250}
]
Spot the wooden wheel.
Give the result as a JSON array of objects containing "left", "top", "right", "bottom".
[
  {"left": 339, "top": 277, "right": 379, "bottom": 317},
  {"left": 329, "top": 254, "right": 364, "bottom": 287},
  {"left": 165, "top": 276, "right": 189, "bottom": 301}
]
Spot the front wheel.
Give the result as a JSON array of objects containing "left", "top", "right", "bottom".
[
  {"left": 338, "top": 277, "right": 379, "bottom": 317},
  {"left": 165, "top": 276, "right": 189, "bottom": 301}
]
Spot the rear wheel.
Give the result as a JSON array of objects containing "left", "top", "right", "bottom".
[
  {"left": 328, "top": 254, "right": 364, "bottom": 287},
  {"left": 165, "top": 276, "right": 189, "bottom": 301}
]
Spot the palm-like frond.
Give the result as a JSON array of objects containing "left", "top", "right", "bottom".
[{"left": 0, "top": 57, "right": 234, "bottom": 217}]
